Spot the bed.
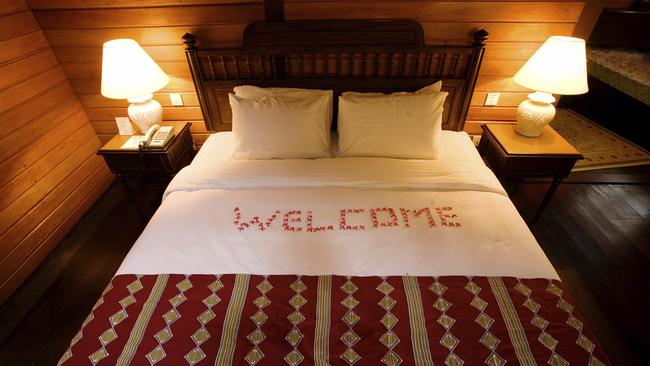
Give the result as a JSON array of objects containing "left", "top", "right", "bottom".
[{"left": 59, "top": 21, "right": 609, "bottom": 365}]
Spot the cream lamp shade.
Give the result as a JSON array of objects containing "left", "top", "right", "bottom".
[
  {"left": 513, "top": 36, "right": 588, "bottom": 95},
  {"left": 101, "top": 39, "right": 169, "bottom": 133},
  {"left": 101, "top": 39, "right": 169, "bottom": 100},
  {"left": 512, "top": 36, "right": 588, "bottom": 137}
]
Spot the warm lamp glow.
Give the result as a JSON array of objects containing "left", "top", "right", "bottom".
[
  {"left": 101, "top": 39, "right": 169, "bottom": 100},
  {"left": 513, "top": 36, "right": 588, "bottom": 95}
]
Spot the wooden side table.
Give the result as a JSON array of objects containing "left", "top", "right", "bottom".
[
  {"left": 97, "top": 122, "right": 194, "bottom": 215},
  {"left": 478, "top": 123, "right": 583, "bottom": 222}
]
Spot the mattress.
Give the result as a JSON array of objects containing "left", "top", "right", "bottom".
[
  {"left": 58, "top": 131, "right": 610, "bottom": 366},
  {"left": 116, "top": 131, "right": 556, "bottom": 279}
]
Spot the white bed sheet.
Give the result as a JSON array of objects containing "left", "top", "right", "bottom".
[{"left": 117, "top": 131, "right": 558, "bottom": 280}]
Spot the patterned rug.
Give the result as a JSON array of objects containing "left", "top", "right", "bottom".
[{"left": 551, "top": 109, "right": 650, "bottom": 171}]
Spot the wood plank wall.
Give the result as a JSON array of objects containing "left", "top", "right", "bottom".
[
  {"left": 27, "top": 0, "right": 588, "bottom": 141},
  {"left": 0, "top": 1, "right": 113, "bottom": 304}
]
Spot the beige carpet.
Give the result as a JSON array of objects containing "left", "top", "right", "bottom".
[{"left": 550, "top": 109, "right": 650, "bottom": 171}]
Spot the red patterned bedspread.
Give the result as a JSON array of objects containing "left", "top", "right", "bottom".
[{"left": 59, "top": 275, "right": 609, "bottom": 365}]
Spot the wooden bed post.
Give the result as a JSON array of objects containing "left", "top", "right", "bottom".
[
  {"left": 263, "top": 0, "right": 287, "bottom": 79},
  {"left": 458, "top": 29, "right": 488, "bottom": 131},
  {"left": 183, "top": 32, "right": 217, "bottom": 131}
]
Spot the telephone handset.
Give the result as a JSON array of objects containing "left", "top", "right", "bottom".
[{"left": 140, "top": 124, "right": 175, "bottom": 149}]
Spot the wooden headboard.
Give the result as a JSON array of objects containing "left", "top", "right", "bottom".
[{"left": 183, "top": 20, "right": 488, "bottom": 132}]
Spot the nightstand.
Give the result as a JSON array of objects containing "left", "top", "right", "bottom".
[
  {"left": 478, "top": 123, "right": 583, "bottom": 222},
  {"left": 97, "top": 122, "right": 194, "bottom": 215}
]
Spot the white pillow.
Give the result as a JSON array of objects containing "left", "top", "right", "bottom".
[
  {"left": 229, "top": 94, "right": 331, "bottom": 159},
  {"left": 341, "top": 81, "right": 442, "bottom": 97},
  {"left": 338, "top": 91, "right": 448, "bottom": 159},
  {"left": 233, "top": 85, "right": 334, "bottom": 131}
]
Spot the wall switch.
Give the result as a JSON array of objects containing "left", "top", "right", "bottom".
[
  {"left": 485, "top": 92, "right": 500, "bottom": 106},
  {"left": 169, "top": 93, "right": 184, "bottom": 106},
  {"left": 115, "top": 117, "right": 134, "bottom": 135}
]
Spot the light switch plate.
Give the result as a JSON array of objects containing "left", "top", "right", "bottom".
[
  {"left": 115, "top": 117, "right": 134, "bottom": 135},
  {"left": 485, "top": 92, "right": 500, "bottom": 106},
  {"left": 169, "top": 93, "right": 184, "bottom": 106}
]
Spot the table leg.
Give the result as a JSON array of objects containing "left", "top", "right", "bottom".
[
  {"left": 511, "top": 178, "right": 524, "bottom": 195},
  {"left": 532, "top": 177, "right": 562, "bottom": 223},
  {"left": 504, "top": 177, "right": 524, "bottom": 196},
  {"left": 117, "top": 173, "right": 145, "bottom": 219}
]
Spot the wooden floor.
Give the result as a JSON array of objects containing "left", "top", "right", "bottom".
[{"left": 0, "top": 168, "right": 648, "bottom": 366}]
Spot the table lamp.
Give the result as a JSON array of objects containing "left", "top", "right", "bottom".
[
  {"left": 513, "top": 36, "right": 588, "bottom": 137},
  {"left": 101, "top": 39, "right": 169, "bottom": 134}
]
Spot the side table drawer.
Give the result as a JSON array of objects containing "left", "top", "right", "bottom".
[
  {"left": 103, "top": 154, "right": 166, "bottom": 173},
  {"left": 480, "top": 136, "right": 506, "bottom": 170},
  {"left": 508, "top": 157, "right": 577, "bottom": 178},
  {"left": 167, "top": 135, "right": 190, "bottom": 166}
]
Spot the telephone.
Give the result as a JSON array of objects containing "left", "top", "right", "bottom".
[{"left": 141, "top": 124, "right": 175, "bottom": 148}]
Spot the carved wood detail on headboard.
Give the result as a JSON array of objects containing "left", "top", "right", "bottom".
[{"left": 183, "top": 20, "right": 487, "bottom": 132}]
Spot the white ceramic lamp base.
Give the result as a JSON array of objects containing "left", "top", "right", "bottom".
[
  {"left": 515, "top": 91, "right": 556, "bottom": 137},
  {"left": 127, "top": 94, "right": 163, "bottom": 133}
]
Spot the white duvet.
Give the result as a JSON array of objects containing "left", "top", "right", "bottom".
[{"left": 117, "top": 132, "right": 558, "bottom": 280}]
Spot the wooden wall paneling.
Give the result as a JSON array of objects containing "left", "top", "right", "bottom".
[
  {"left": 284, "top": 2, "right": 585, "bottom": 23},
  {"left": 91, "top": 120, "right": 207, "bottom": 135},
  {"left": 0, "top": 49, "right": 60, "bottom": 90},
  {"left": 30, "top": 0, "right": 587, "bottom": 140},
  {"left": 0, "top": 152, "right": 104, "bottom": 280},
  {"left": 33, "top": 5, "right": 264, "bottom": 29},
  {"left": 0, "top": 163, "right": 112, "bottom": 305},
  {"left": 475, "top": 74, "right": 530, "bottom": 92},
  {"left": 68, "top": 75, "right": 196, "bottom": 94},
  {"left": 41, "top": 21, "right": 573, "bottom": 48},
  {"left": 84, "top": 106, "right": 203, "bottom": 121},
  {"left": 61, "top": 60, "right": 191, "bottom": 79},
  {"left": 90, "top": 121, "right": 124, "bottom": 135},
  {"left": 0, "top": 81, "right": 73, "bottom": 137},
  {"left": 43, "top": 24, "right": 247, "bottom": 48},
  {"left": 0, "top": 124, "right": 96, "bottom": 211},
  {"left": 0, "top": 1, "right": 592, "bottom": 305},
  {"left": 0, "top": 98, "right": 83, "bottom": 162},
  {"left": 78, "top": 92, "right": 199, "bottom": 108},
  {"left": 27, "top": 0, "right": 261, "bottom": 8},
  {"left": 0, "top": 11, "right": 39, "bottom": 40},
  {"left": 482, "top": 42, "right": 543, "bottom": 61},
  {"left": 0, "top": 134, "right": 102, "bottom": 245},
  {"left": 422, "top": 22, "right": 576, "bottom": 43},
  {"left": 470, "top": 92, "right": 530, "bottom": 107},
  {"left": 467, "top": 106, "right": 519, "bottom": 121},
  {"left": 53, "top": 44, "right": 188, "bottom": 63},
  {"left": 479, "top": 60, "right": 526, "bottom": 76},
  {"left": 0, "top": 0, "right": 28, "bottom": 16},
  {"left": 31, "top": 2, "right": 263, "bottom": 147},
  {"left": 0, "top": 66, "right": 68, "bottom": 115},
  {"left": 0, "top": 104, "right": 88, "bottom": 188},
  {"left": 282, "top": 0, "right": 584, "bottom": 2},
  {"left": 0, "top": 6, "right": 110, "bottom": 304},
  {"left": 0, "top": 30, "right": 50, "bottom": 63},
  {"left": 278, "top": 1, "right": 584, "bottom": 127}
]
